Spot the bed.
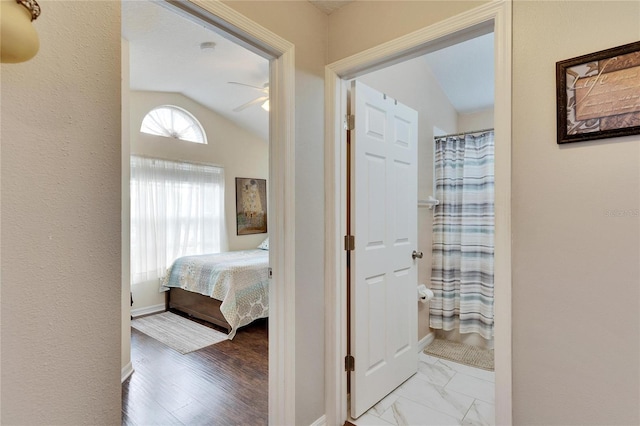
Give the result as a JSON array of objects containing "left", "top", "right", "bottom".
[{"left": 161, "top": 247, "right": 269, "bottom": 339}]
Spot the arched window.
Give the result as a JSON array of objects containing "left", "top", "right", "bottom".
[{"left": 140, "top": 105, "right": 207, "bottom": 144}]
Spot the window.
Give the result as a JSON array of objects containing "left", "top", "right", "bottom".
[
  {"left": 130, "top": 156, "right": 225, "bottom": 285},
  {"left": 140, "top": 105, "right": 207, "bottom": 144}
]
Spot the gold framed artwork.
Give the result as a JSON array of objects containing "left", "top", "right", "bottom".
[
  {"left": 235, "top": 177, "right": 267, "bottom": 235},
  {"left": 556, "top": 41, "right": 640, "bottom": 144}
]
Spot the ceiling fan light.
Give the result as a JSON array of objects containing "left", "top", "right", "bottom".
[{"left": 261, "top": 99, "right": 270, "bottom": 111}]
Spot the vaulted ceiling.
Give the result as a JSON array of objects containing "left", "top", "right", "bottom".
[
  {"left": 424, "top": 32, "right": 494, "bottom": 114},
  {"left": 122, "top": 1, "right": 493, "bottom": 142},
  {"left": 122, "top": 1, "right": 270, "bottom": 141}
]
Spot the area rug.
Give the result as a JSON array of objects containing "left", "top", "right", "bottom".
[
  {"left": 424, "top": 338, "right": 494, "bottom": 371},
  {"left": 132, "top": 311, "right": 227, "bottom": 354}
]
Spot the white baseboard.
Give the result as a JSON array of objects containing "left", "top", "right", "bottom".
[
  {"left": 418, "top": 332, "right": 435, "bottom": 353},
  {"left": 309, "top": 414, "right": 326, "bottom": 426},
  {"left": 121, "top": 362, "right": 134, "bottom": 383},
  {"left": 131, "top": 303, "right": 165, "bottom": 318}
]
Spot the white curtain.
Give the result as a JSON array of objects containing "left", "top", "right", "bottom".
[{"left": 130, "top": 156, "right": 227, "bottom": 285}]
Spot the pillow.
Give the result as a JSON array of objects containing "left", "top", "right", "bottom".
[{"left": 257, "top": 237, "right": 269, "bottom": 250}]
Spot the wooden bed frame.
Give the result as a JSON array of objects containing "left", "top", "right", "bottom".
[{"left": 167, "top": 288, "right": 231, "bottom": 333}]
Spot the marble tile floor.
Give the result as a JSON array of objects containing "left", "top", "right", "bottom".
[{"left": 349, "top": 352, "right": 495, "bottom": 426}]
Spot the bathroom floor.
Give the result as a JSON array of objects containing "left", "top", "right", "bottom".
[{"left": 349, "top": 352, "right": 495, "bottom": 426}]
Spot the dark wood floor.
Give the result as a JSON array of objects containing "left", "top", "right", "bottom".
[{"left": 122, "top": 313, "right": 268, "bottom": 426}]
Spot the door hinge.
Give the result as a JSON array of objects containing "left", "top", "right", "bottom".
[
  {"left": 268, "top": 267, "right": 273, "bottom": 279},
  {"left": 344, "top": 235, "right": 355, "bottom": 251},
  {"left": 345, "top": 355, "right": 355, "bottom": 372},
  {"left": 344, "top": 114, "right": 355, "bottom": 131}
]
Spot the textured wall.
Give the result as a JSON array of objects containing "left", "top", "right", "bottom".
[
  {"left": 512, "top": 1, "right": 640, "bottom": 424},
  {"left": 1, "top": 1, "right": 122, "bottom": 424}
]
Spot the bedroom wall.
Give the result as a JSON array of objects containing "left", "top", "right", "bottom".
[
  {"left": 129, "top": 90, "right": 269, "bottom": 311},
  {"left": 0, "top": 1, "right": 122, "bottom": 424},
  {"left": 221, "top": 2, "right": 328, "bottom": 424},
  {"left": 357, "top": 56, "right": 458, "bottom": 342}
]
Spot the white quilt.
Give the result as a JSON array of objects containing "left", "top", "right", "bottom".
[{"left": 161, "top": 249, "right": 269, "bottom": 339}]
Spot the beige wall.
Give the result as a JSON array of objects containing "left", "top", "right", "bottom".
[
  {"left": 358, "top": 56, "right": 458, "bottom": 341},
  {"left": 2, "top": 2, "right": 638, "bottom": 425},
  {"left": 129, "top": 91, "right": 268, "bottom": 310},
  {"left": 328, "top": 0, "right": 488, "bottom": 63},
  {"left": 331, "top": 0, "right": 639, "bottom": 424},
  {"left": 0, "top": 2, "right": 122, "bottom": 424},
  {"left": 222, "top": 2, "right": 328, "bottom": 424},
  {"left": 458, "top": 108, "right": 494, "bottom": 134},
  {"left": 512, "top": 1, "right": 639, "bottom": 424}
]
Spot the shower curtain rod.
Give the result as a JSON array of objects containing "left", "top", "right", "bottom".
[{"left": 435, "top": 127, "right": 494, "bottom": 140}]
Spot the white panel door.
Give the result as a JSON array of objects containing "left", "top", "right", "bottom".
[{"left": 350, "top": 80, "right": 419, "bottom": 419}]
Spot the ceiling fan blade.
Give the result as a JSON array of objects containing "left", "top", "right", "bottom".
[
  {"left": 228, "top": 81, "right": 268, "bottom": 92},
  {"left": 233, "top": 96, "right": 269, "bottom": 112}
]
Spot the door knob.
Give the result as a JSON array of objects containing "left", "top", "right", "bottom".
[{"left": 412, "top": 250, "right": 423, "bottom": 260}]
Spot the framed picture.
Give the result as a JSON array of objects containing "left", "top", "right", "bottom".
[
  {"left": 235, "top": 177, "right": 267, "bottom": 235},
  {"left": 556, "top": 41, "right": 640, "bottom": 144}
]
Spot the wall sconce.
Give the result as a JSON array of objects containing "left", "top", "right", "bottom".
[{"left": 1, "top": 0, "right": 41, "bottom": 63}]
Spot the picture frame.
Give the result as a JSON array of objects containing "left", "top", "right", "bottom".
[
  {"left": 556, "top": 41, "right": 640, "bottom": 144},
  {"left": 235, "top": 177, "right": 267, "bottom": 235}
]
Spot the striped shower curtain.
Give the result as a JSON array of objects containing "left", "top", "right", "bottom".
[{"left": 429, "top": 131, "right": 495, "bottom": 339}]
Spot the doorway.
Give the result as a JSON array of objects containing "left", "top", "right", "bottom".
[
  {"left": 120, "top": 1, "right": 296, "bottom": 424},
  {"left": 347, "top": 30, "right": 495, "bottom": 422},
  {"left": 123, "top": 0, "right": 270, "bottom": 318},
  {"left": 324, "top": 2, "right": 512, "bottom": 424}
]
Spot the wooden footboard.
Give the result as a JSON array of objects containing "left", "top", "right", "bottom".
[{"left": 168, "top": 288, "right": 231, "bottom": 333}]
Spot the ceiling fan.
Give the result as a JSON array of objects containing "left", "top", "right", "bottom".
[{"left": 229, "top": 81, "right": 269, "bottom": 112}]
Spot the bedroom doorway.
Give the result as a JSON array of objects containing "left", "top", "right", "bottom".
[{"left": 121, "top": 1, "right": 295, "bottom": 424}]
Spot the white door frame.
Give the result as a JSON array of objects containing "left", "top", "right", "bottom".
[
  {"left": 123, "top": 1, "right": 296, "bottom": 424},
  {"left": 324, "top": 1, "right": 512, "bottom": 424}
]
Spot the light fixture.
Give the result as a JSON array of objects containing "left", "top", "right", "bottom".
[
  {"left": 199, "top": 41, "right": 216, "bottom": 51},
  {"left": 1, "top": 0, "right": 41, "bottom": 63},
  {"left": 261, "top": 99, "right": 269, "bottom": 111}
]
